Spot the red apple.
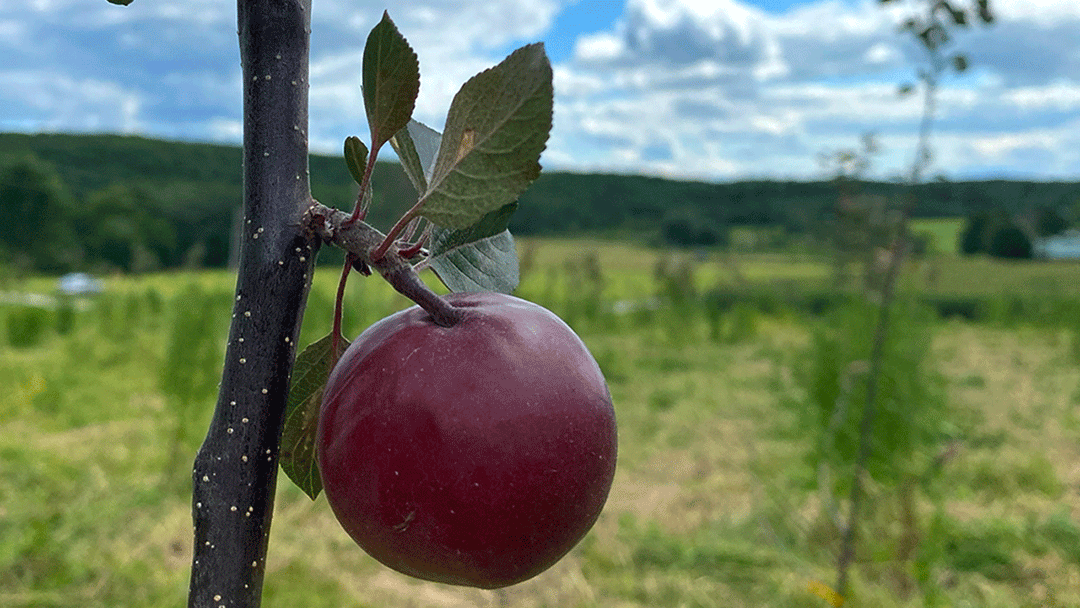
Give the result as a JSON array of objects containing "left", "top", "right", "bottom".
[{"left": 317, "top": 291, "right": 617, "bottom": 588}]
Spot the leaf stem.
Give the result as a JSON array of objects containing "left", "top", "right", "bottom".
[
  {"left": 345, "top": 145, "right": 380, "bottom": 226},
  {"left": 371, "top": 196, "right": 425, "bottom": 260},
  {"left": 398, "top": 223, "right": 431, "bottom": 259},
  {"left": 331, "top": 254, "right": 353, "bottom": 362}
]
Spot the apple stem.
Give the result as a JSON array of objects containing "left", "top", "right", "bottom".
[{"left": 381, "top": 264, "right": 462, "bottom": 327}]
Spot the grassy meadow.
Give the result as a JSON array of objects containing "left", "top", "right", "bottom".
[
  {"left": 3, "top": 237, "right": 1080, "bottom": 607},
  {"left": 910, "top": 218, "right": 966, "bottom": 256}
]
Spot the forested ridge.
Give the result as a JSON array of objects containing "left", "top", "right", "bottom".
[{"left": 1, "top": 132, "right": 1077, "bottom": 272}]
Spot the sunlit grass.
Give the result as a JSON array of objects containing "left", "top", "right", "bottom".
[
  {"left": 2, "top": 237, "right": 1079, "bottom": 607},
  {"left": 910, "top": 217, "right": 965, "bottom": 256}
]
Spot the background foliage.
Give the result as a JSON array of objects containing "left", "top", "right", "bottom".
[
  {"left": 1, "top": 133, "right": 1077, "bottom": 273},
  {"left": 3, "top": 239, "right": 1079, "bottom": 607}
]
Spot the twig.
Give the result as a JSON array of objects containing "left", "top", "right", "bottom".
[{"left": 307, "top": 201, "right": 461, "bottom": 328}]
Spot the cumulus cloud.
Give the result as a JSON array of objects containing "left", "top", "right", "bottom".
[
  {"left": 0, "top": 70, "right": 143, "bottom": 134},
  {"left": 551, "top": 0, "right": 890, "bottom": 177},
  {"left": 548, "top": 0, "right": 1080, "bottom": 179},
  {"left": 576, "top": 0, "right": 786, "bottom": 80},
  {"left": 1, "top": 0, "right": 1078, "bottom": 180},
  {"left": 309, "top": 0, "right": 565, "bottom": 137}
]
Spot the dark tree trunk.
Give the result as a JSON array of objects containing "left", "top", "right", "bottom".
[{"left": 188, "top": 1, "right": 315, "bottom": 606}]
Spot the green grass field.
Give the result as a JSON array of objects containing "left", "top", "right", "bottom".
[
  {"left": 3, "top": 239, "right": 1080, "bottom": 607},
  {"left": 910, "top": 218, "right": 966, "bottom": 256}
]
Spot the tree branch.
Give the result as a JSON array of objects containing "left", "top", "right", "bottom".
[
  {"left": 188, "top": 1, "right": 315, "bottom": 606},
  {"left": 306, "top": 201, "right": 462, "bottom": 328}
]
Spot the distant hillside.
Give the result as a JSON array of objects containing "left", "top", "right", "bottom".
[
  {"left": 1, "top": 133, "right": 1077, "bottom": 271},
  {"left": 0, "top": 132, "right": 417, "bottom": 232}
]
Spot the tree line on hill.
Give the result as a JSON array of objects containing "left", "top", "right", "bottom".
[
  {"left": 957, "top": 205, "right": 1072, "bottom": 259},
  {"left": 0, "top": 133, "right": 1077, "bottom": 273}
]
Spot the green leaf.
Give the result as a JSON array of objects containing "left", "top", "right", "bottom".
[
  {"left": 430, "top": 202, "right": 518, "bottom": 254},
  {"left": 917, "top": 23, "right": 948, "bottom": 51},
  {"left": 428, "top": 202, "right": 520, "bottom": 293},
  {"left": 953, "top": 54, "right": 969, "bottom": 73},
  {"left": 948, "top": 7, "right": 968, "bottom": 26},
  {"left": 430, "top": 230, "right": 518, "bottom": 293},
  {"left": 417, "top": 43, "right": 553, "bottom": 230},
  {"left": 363, "top": 11, "right": 420, "bottom": 151},
  {"left": 343, "top": 136, "right": 369, "bottom": 186},
  {"left": 280, "top": 333, "right": 349, "bottom": 500},
  {"left": 430, "top": 232, "right": 519, "bottom": 294},
  {"left": 392, "top": 122, "right": 521, "bottom": 292},
  {"left": 389, "top": 119, "right": 441, "bottom": 194}
]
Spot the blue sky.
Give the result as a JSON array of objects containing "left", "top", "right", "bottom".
[
  {"left": 1, "top": 0, "right": 1078, "bottom": 181},
  {"left": 545, "top": 2, "right": 625, "bottom": 63}
]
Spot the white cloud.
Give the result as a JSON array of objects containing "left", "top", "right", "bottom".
[
  {"left": 550, "top": 0, "right": 1080, "bottom": 180},
  {"left": 863, "top": 42, "right": 899, "bottom": 65},
  {"left": 972, "top": 130, "right": 1063, "bottom": 159},
  {"left": 995, "top": 0, "right": 1080, "bottom": 26},
  {"left": 1002, "top": 81, "right": 1080, "bottom": 112},
  {"left": 306, "top": 0, "right": 567, "bottom": 148},
  {"left": 574, "top": 32, "right": 624, "bottom": 63},
  {"left": 575, "top": 0, "right": 786, "bottom": 79},
  {"left": 206, "top": 117, "right": 243, "bottom": 141},
  {"left": 0, "top": 18, "right": 28, "bottom": 43},
  {"left": 1, "top": 0, "right": 1078, "bottom": 181},
  {"left": 0, "top": 70, "right": 143, "bottom": 133}
]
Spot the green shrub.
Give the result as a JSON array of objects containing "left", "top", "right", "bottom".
[
  {"left": 962, "top": 452, "right": 1061, "bottom": 500},
  {"left": 797, "top": 296, "right": 949, "bottom": 493},
  {"left": 1013, "top": 453, "right": 1063, "bottom": 498},
  {"left": 620, "top": 515, "right": 778, "bottom": 583},
  {"left": 648, "top": 388, "right": 678, "bottom": 413},
  {"left": 161, "top": 286, "right": 224, "bottom": 408},
  {"left": 55, "top": 297, "right": 76, "bottom": 335},
  {"left": 7, "top": 306, "right": 52, "bottom": 348},
  {"left": 160, "top": 285, "right": 226, "bottom": 481},
  {"left": 928, "top": 514, "right": 1026, "bottom": 583},
  {"left": 92, "top": 295, "right": 121, "bottom": 340},
  {"left": 1037, "top": 511, "right": 1080, "bottom": 564},
  {"left": 988, "top": 224, "right": 1032, "bottom": 259}
]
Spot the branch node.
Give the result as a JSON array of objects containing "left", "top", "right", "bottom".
[{"left": 304, "top": 201, "right": 461, "bottom": 327}]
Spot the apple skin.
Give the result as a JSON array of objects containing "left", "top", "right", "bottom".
[{"left": 317, "top": 291, "right": 617, "bottom": 589}]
